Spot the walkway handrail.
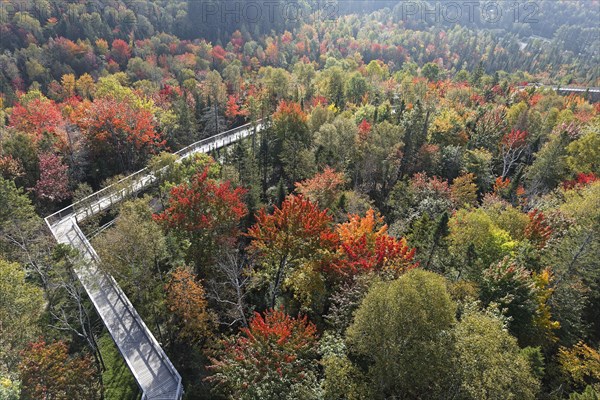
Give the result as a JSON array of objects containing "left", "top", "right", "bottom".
[
  {"left": 174, "top": 120, "right": 258, "bottom": 157},
  {"left": 71, "top": 219, "right": 184, "bottom": 398},
  {"left": 46, "top": 120, "right": 262, "bottom": 226},
  {"left": 46, "top": 167, "right": 150, "bottom": 226},
  {"left": 516, "top": 84, "right": 600, "bottom": 92}
]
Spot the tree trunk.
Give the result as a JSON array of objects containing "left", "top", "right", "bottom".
[{"left": 271, "top": 255, "right": 288, "bottom": 308}]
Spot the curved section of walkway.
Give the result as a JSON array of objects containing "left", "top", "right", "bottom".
[
  {"left": 46, "top": 121, "right": 262, "bottom": 226},
  {"left": 45, "top": 122, "right": 263, "bottom": 400},
  {"left": 49, "top": 219, "right": 182, "bottom": 400}
]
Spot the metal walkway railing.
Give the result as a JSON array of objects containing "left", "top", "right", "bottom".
[
  {"left": 45, "top": 121, "right": 263, "bottom": 400},
  {"left": 46, "top": 121, "right": 262, "bottom": 226}
]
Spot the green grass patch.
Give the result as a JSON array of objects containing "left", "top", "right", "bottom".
[{"left": 98, "top": 333, "right": 140, "bottom": 400}]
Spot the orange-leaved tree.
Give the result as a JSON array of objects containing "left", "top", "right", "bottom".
[
  {"left": 165, "top": 266, "right": 215, "bottom": 345},
  {"left": 19, "top": 339, "right": 99, "bottom": 400},
  {"left": 558, "top": 341, "right": 600, "bottom": 391},
  {"left": 247, "top": 195, "right": 337, "bottom": 307},
  {"left": 295, "top": 167, "right": 346, "bottom": 210},
  {"left": 225, "top": 94, "right": 248, "bottom": 122},
  {"left": 110, "top": 39, "right": 131, "bottom": 67},
  {"left": 332, "top": 208, "right": 417, "bottom": 278}
]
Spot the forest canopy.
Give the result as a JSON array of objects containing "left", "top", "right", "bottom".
[{"left": 1, "top": 0, "right": 599, "bottom": 399}]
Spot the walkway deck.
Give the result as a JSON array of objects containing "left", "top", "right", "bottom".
[{"left": 45, "top": 121, "right": 262, "bottom": 399}]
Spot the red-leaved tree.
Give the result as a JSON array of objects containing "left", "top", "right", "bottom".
[
  {"left": 335, "top": 235, "right": 417, "bottom": 277},
  {"left": 524, "top": 209, "right": 552, "bottom": 249},
  {"left": 33, "top": 153, "right": 71, "bottom": 202},
  {"left": 154, "top": 168, "right": 247, "bottom": 266},
  {"left": 563, "top": 172, "right": 599, "bottom": 189},
  {"left": 207, "top": 308, "right": 319, "bottom": 399},
  {"left": 9, "top": 97, "right": 66, "bottom": 147},
  {"left": 358, "top": 119, "right": 371, "bottom": 139},
  {"left": 110, "top": 39, "right": 131, "bottom": 67},
  {"left": 211, "top": 45, "right": 227, "bottom": 63},
  {"left": 72, "top": 97, "right": 165, "bottom": 175}
]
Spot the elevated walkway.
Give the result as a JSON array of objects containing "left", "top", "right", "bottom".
[{"left": 45, "top": 121, "right": 262, "bottom": 399}]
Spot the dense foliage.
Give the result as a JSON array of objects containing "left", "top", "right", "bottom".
[{"left": 1, "top": 1, "right": 599, "bottom": 399}]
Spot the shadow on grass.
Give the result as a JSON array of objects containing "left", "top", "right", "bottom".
[{"left": 98, "top": 333, "right": 141, "bottom": 400}]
